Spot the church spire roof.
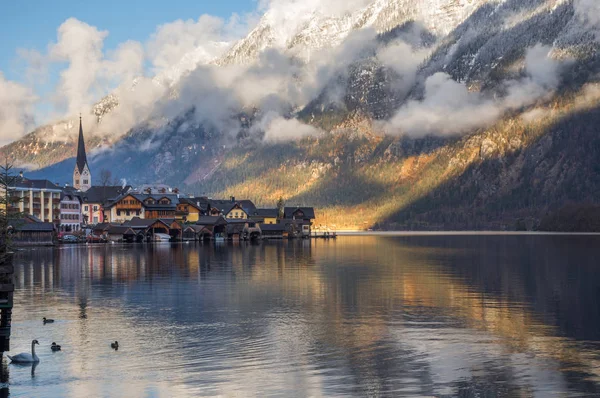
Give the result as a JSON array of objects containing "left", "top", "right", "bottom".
[{"left": 76, "top": 115, "right": 88, "bottom": 173}]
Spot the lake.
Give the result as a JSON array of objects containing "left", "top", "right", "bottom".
[{"left": 4, "top": 235, "right": 600, "bottom": 397}]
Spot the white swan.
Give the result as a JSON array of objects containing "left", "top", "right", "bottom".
[{"left": 7, "top": 340, "right": 40, "bottom": 363}]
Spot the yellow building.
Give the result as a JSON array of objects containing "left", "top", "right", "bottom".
[
  {"left": 208, "top": 198, "right": 254, "bottom": 220},
  {"left": 176, "top": 198, "right": 207, "bottom": 223},
  {"left": 252, "top": 208, "right": 279, "bottom": 224}
]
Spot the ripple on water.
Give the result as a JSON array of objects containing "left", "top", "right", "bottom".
[{"left": 6, "top": 237, "right": 600, "bottom": 397}]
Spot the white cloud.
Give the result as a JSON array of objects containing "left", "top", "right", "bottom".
[
  {"left": 49, "top": 18, "right": 109, "bottom": 115},
  {"left": 574, "top": 0, "right": 600, "bottom": 37},
  {"left": 387, "top": 44, "right": 566, "bottom": 136},
  {"left": 262, "top": 113, "right": 320, "bottom": 142},
  {"left": 0, "top": 72, "right": 37, "bottom": 146}
]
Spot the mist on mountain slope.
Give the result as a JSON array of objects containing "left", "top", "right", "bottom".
[{"left": 3, "top": 0, "right": 600, "bottom": 162}]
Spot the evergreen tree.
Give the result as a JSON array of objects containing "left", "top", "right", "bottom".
[{"left": 277, "top": 196, "right": 285, "bottom": 220}]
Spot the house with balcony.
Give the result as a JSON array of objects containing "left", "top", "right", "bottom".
[
  {"left": 80, "top": 185, "right": 132, "bottom": 225},
  {"left": 8, "top": 174, "right": 62, "bottom": 224},
  {"left": 140, "top": 194, "right": 179, "bottom": 219},
  {"left": 103, "top": 194, "right": 145, "bottom": 223}
]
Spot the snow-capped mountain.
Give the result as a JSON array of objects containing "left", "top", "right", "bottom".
[
  {"left": 217, "top": 0, "right": 489, "bottom": 66},
  {"left": 3, "top": 0, "right": 600, "bottom": 230}
]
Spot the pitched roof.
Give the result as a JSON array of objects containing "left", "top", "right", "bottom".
[
  {"left": 122, "top": 217, "right": 155, "bottom": 228},
  {"left": 10, "top": 177, "right": 61, "bottom": 191},
  {"left": 208, "top": 199, "right": 256, "bottom": 215},
  {"left": 60, "top": 191, "right": 81, "bottom": 202},
  {"left": 76, "top": 117, "right": 88, "bottom": 173},
  {"left": 81, "top": 186, "right": 132, "bottom": 204},
  {"left": 15, "top": 222, "right": 55, "bottom": 232},
  {"left": 106, "top": 225, "right": 135, "bottom": 235},
  {"left": 253, "top": 208, "right": 278, "bottom": 218},
  {"left": 184, "top": 225, "right": 207, "bottom": 233},
  {"left": 284, "top": 207, "right": 315, "bottom": 219},
  {"left": 196, "top": 216, "right": 227, "bottom": 226},
  {"left": 260, "top": 223, "right": 287, "bottom": 232},
  {"left": 92, "top": 222, "right": 111, "bottom": 231},
  {"left": 179, "top": 197, "right": 209, "bottom": 211}
]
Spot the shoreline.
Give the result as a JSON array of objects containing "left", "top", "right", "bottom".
[{"left": 335, "top": 230, "right": 600, "bottom": 236}]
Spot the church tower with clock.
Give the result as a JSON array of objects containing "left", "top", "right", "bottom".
[{"left": 73, "top": 116, "right": 92, "bottom": 191}]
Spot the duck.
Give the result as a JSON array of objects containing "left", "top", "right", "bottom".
[
  {"left": 51, "top": 342, "right": 61, "bottom": 351},
  {"left": 7, "top": 340, "right": 40, "bottom": 363},
  {"left": 110, "top": 341, "right": 119, "bottom": 350},
  {"left": 43, "top": 317, "right": 54, "bottom": 324}
]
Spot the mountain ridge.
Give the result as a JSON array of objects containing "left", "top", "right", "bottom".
[{"left": 3, "top": 0, "right": 600, "bottom": 230}]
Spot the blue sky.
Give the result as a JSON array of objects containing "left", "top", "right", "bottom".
[
  {"left": 0, "top": 0, "right": 256, "bottom": 82},
  {"left": 0, "top": 0, "right": 259, "bottom": 145}
]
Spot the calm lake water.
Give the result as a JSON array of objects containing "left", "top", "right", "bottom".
[{"left": 4, "top": 235, "right": 600, "bottom": 397}]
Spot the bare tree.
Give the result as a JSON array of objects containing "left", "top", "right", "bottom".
[
  {"left": 0, "top": 159, "right": 23, "bottom": 261},
  {"left": 100, "top": 169, "right": 112, "bottom": 187}
]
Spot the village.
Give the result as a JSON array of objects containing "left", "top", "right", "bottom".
[{"left": 7, "top": 118, "right": 325, "bottom": 246}]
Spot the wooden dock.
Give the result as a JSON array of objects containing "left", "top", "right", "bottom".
[
  {"left": 0, "top": 255, "right": 14, "bottom": 352},
  {"left": 311, "top": 231, "right": 337, "bottom": 239}
]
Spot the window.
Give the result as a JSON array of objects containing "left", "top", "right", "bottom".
[
  {"left": 126, "top": 210, "right": 130, "bottom": 216},
  {"left": 83, "top": 180, "right": 88, "bottom": 184},
  {"left": 84, "top": 206, "right": 88, "bottom": 211},
  {"left": 75, "top": 179, "right": 80, "bottom": 185},
  {"left": 117, "top": 210, "right": 121, "bottom": 216},
  {"left": 93, "top": 217, "right": 98, "bottom": 223},
  {"left": 93, "top": 206, "right": 98, "bottom": 211}
]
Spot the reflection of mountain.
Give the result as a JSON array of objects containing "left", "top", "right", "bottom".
[{"left": 10, "top": 237, "right": 600, "bottom": 396}]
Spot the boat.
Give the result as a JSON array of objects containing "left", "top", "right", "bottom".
[{"left": 153, "top": 233, "right": 172, "bottom": 242}]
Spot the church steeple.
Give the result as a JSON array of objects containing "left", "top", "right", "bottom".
[
  {"left": 73, "top": 115, "right": 92, "bottom": 191},
  {"left": 76, "top": 115, "right": 88, "bottom": 174}
]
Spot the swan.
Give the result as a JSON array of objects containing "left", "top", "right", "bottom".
[
  {"left": 111, "top": 341, "right": 119, "bottom": 350},
  {"left": 43, "top": 317, "right": 54, "bottom": 324},
  {"left": 7, "top": 340, "right": 40, "bottom": 363},
  {"left": 51, "top": 342, "right": 61, "bottom": 351}
]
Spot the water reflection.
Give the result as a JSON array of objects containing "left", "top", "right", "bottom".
[{"left": 6, "top": 236, "right": 600, "bottom": 397}]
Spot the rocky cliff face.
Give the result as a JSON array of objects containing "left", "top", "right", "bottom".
[{"left": 3, "top": 0, "right": 600, "bottom": 229}]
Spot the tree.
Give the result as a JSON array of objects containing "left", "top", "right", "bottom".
[
  {"left": 100, "top": 169, "right": 112, "bottom": 187},
  {"left": 0, "top": 159, "right": 23, "bottom": 262},
  {"left": 277, "top": 196, "right": 285, "bottom": 220}
]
